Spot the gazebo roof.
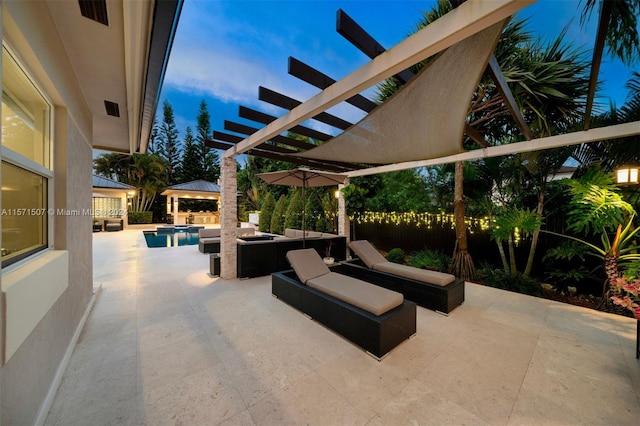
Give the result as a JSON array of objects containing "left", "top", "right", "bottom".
[
  {"left": 162, "top": 180, "right": 221, "bottom": 194},
  {"left": 92, "top": 174, "right": 135, "bottom": 190}
]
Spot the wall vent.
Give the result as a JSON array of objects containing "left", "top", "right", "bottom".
[
  {"left": 78, "top": 0, "right": 109, "bottom": 26},
  {"left": 104, "top": 100, "right": 120, "bottom": 117}
]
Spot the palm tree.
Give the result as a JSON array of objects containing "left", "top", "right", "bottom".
[
  {"left": 93, "top": 153, "right": 132, "bottom": 182},
  {"left": 93, "top": 152, "right": 168, "bottom": 212},
  {"left": 571, "top": 71, "right": 640, "bottom": 191},
  {"left": 580, "top": 0, "right": 640, "bottom": 128},
  {"left": 376, "top": 0, "right": 591, "bottom": 279},
  {"left": 127, "top": 153, "right": 167, "bottom": 212}
]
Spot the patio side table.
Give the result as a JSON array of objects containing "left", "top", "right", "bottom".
[{"left": 210, "top": 253, "right": 220, "bottom": 277}]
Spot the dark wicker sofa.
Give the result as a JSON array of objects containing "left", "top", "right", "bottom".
[
  {"left": 272, "top": 254, "right": 416, "bottom": 360},
  {"left": 237, "top": 234, "right": 347, "bottom": 278}
]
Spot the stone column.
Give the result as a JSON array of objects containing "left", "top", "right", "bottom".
[
  {"left": 220, "top": 156, "right": 237, "bottom": 279},
  {"left": 173, "top": 197, "right": 179, "bottom": 224},
  {"left": 337, "top": 178, "right": 350, "bottom": 252}
]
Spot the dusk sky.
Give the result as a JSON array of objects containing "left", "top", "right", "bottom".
[{"left": 156, "top": 0, "right": 636, "bottom": 149}]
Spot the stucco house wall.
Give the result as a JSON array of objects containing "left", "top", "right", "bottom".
[{"left": 1, "top": 2, "right": 94, "bottom": 424}]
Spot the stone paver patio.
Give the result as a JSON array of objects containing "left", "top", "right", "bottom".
[{"left": 45, "top": 229, "right": 640, "bottom": 425}]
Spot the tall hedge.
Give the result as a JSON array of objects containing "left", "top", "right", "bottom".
[
  {"left": 259, "top": 192, "right": 275, "bottom": 232},
  {"left": 270, "top": 195, "right": 288, "bottom": 235},
  {"left": 284, "top": 191, "right": 304, "bottom": 230}
]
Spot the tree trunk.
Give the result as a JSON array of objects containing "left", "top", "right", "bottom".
[
  {"left": 524, "top": 190, "right": 544, "bottom": 276},
  {"left": 507, "top": 236, "right": 517, "bottom": 275},
  {"left": 496, "top": 239, "right": 509, "bottom": 273},
  {"left": 450, "top": 161, "right": 475, "bottom": 280}
]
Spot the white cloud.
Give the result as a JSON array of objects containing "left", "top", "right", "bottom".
[{"left": 165, "top": 46, "right": 277, "bottom": 104}]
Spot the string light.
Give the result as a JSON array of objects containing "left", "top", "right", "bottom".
[{"left": 351, "top": 211, "right": 492, "bottom": 233}]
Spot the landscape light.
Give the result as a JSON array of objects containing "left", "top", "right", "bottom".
[{"left": 616, "top": 166, "right": 639, "bottom": 185}]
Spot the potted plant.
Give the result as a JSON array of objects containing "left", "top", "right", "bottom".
[{"left": 323, "top": 240, "right": 335, "bottom": 265}]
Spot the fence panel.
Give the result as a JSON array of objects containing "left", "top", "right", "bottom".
[{"left": 352, "top": 212, "right": 539, "bottom": 269}]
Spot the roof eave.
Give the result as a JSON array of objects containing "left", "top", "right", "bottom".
[{"left": 130, "top": 0, "right": 184, "bottom": 154}]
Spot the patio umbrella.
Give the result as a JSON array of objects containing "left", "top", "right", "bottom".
[{"left": 257, "top": 168, "right": 348, "bottom": 247}]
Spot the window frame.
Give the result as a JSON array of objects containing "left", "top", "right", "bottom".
[{"left": 1, "top": 43, "right": 55, "bottom": 269}]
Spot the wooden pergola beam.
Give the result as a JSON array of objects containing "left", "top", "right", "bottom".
[
  {"left": 336, "top": 9, "right": 415, "bottom": 84},
  {"left": 237, "top": 105, "right": 331, "bottom": 142},
  {"left": 206, "top": 139, "right": 355, "bottom": 172},
  {"left": 223, "top": 120, "right": 359, "bottom": 169},
  {"left": 258, "top": 87, "right": 352, "bottom": 130},
  {"left": 464, "top": 124, "right": 490, "bottom": 148},
  {"left": 347, "top": 121, "right": 640, "bottom": 177},
  {"left": 288, "top": 56, "right": 377, "bottom": 112},
  {"left": 486, "top": 55, "right": 534, "bottom": 140},
  {"left": 224, "top": 120, "right": 309, "bottom": 149}
]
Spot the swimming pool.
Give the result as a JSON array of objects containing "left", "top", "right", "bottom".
[{"left": 143, "top": 229, "right": 200, "bottom": 248}]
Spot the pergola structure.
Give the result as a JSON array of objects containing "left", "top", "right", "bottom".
[{"left": 210, "top": 0, "right": 640, "bottom": 279}]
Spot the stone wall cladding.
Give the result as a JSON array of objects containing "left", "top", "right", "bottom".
[{"left": 220, "top": 157, "right": 238, "bottom": 279}]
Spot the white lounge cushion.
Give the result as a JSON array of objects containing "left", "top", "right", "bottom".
[
  {"left": 373, "top": 262, "right": 455, "bottom": 287},
  {"left": 349, "top": 240, "right": 387, "bottom": 268},
  {"left": 307, "top": 272, "right": 403, "bottom": 316}
]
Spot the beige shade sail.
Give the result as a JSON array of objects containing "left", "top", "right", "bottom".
[{"left": 296, "top": 20, "right": 507, "bottom": 165}]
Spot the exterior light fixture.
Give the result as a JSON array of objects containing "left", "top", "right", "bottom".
[
  {"left": 616, "top": 166, "right": 639, "bottom": 185},
  {"left": 334, "top": 190, "right": 340, "bottom": 199}
]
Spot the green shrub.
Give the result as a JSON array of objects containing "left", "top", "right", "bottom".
[
  {"left": 409, "top": 248, "right": 451, "bottom": 272},
  {"left": 259, "top": 192, "right": 275, "bottom": 232},
  {"left": 128, "top": 211, "right": 153, "bottom": 224},
  {"left": 270, "top": 195, "right": 288, "bottom": 235},
  {"left": 386, "top": 248, "right": 406, "bottom": 264},
  {"left": 476, "top": 266, "right": 542, "bottom": 296}
]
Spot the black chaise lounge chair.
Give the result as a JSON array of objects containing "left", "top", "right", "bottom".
[
  {"left": 271, "top": 248, "right": 416, "bottom": 360},
  {"left": 342, "top": 240, "right": 465, "bottom": 315}
]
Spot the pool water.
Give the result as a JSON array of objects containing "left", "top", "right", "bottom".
[{"left": 143, "top": 230, "right": 200, "bottom": 248}]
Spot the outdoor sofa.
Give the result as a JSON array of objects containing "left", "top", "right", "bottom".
[
  {"left": 237, "top": 229, "right": 346, "bottom": 278},
  {"left": 199, "top": 227, "right": 347, "bottom": 278},
  {"left": 198, "top": 227, "right": 256, "bottom": 253},
  {"left": 343, "top": 240, "right": 465, "bottom": 315},
  {"left": 272, "top": 249, "right": 416, "bottom": 360},
  {"left": 104, "top": 219, "right": 123, "bottom": 232}
]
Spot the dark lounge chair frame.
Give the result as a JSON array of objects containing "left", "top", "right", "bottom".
[
  {"left": 271, "top": 265, "right": 416, "bottom": 360},
  {"left": 340, "top": 258, "right": 465, "bottom": 315}
]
